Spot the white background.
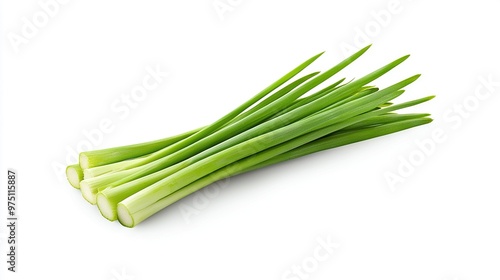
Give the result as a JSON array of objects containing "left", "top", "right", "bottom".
[{"left": 1, "top": 0, "right": 500, "bottom": 279}]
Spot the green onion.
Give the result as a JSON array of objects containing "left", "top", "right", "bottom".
[
  {"left": 66, "top": 164, "right": 84, "bottom": 189},
  {"left": 79, "top": 127, "right": 201, "bottom": 169},
  {"left": 117, "top": 116, "right": 432, "bottom": 227},
  {"left": 81, "top": 47, "right": 379, "bottom": 201},
  {"left": 79, "top": 72, "right": 326, "bottom": 203},
  {"left": 95, "top": 83, "right": 390, "bottom": 220},
  {"left": 65, "top": 45, "right": 434, "bottom": 227},
  {"left": 115, "top": 76, "right": 420, "bottom": 223}
]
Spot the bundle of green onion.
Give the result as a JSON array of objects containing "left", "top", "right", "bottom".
[{"left": 66, "top": 45, "right": 433, "bottom": 227}]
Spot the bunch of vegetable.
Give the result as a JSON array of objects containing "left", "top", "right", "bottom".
[{"left": 66, "top": 45, "right": 433, "bottom": 227}]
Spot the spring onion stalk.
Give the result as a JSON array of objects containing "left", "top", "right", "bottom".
[
  {"left": 83, "top": 48, "right": 401, "bottom": 198},
  {"left": 227, "top": 72, "right": 322, "bottom": 124},
  {"left": 79, "top": 71, "right": 324, "bottom": 201},
  {"left": 82, "top": 155, "right": 155, "bottom": 179},
  {"left": 90, "top": 82, "right": 375, "bottom": 207},
  {"left": 115, "top": 75, "right": 420, "bottom": 221},
  {"left": 65, "top": 46, "right": 434, "bottom": 227},
  {"left": 275, "top": 78, "right": 349, "bottom": 116},
  {"left": 78, "top": 57, "right": 328, "bottom": 189},
  {"left": 78, "top": 53, "right": 324, "bottom": 175},
  {"left": 116, "top": 116, "right": 432, "bottom": 227},
  {"left": 116, "top": 96, "right": 434, "bottom": 226},
  {"left": 111, "top": 51, "right": 328, "bottom": 174},
  {"left": 98, "top": 112, "right": 429, "bottom": 221},
  {"left": 95, "top": 84, "right": 387, "bottom": 220},
  {"left": 91, "top": 54, "right": 409, "bottom": 208},
  {"left": 66, "top": 164, "right": 84, "bottom": 189},
  {"left": 342, "top": 113, "right": 427, "bottom": 130},
  {"left": 76, "top": 69, "right": 322, "bottom": 190},
  {"left": 117, "top": 94, "right": 433, "bottom": 227},
  {"left": 95, "top": 81, "right": 392, "bottom": 216},
  {"left": 246, "top": 119, "right": 431, "bottom": 172},
  {"left": 79, "top": 127, "right": 201, "bottom": 169},
  {"left": 80, "top": 168, "right": 137, "bottom": 204},
  {"left": 109, "top": 47, "right": 370, "bottom": 177},
  {"left": 80, "top": 71, "right": 320, "bottom": 181}
]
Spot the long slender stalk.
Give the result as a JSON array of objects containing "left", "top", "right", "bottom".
[
  {"left": 276, "top": 78, "right": 348, "bottom": 116},
  {"left": 117, "top": 114, "right": 432, "bottom": 227},
  {"left": 96, "top": 84, "right": 396, "bottom": 220},
  {"left": 79, "top": 127, "right": 201, "bottom": 169},
  {"left": 65, "top": 46, "right": 434, "bottom": 228},
  {"left": 81, "top": 47, "right": 375, "bottom": 199},
  {"left": 92, "top": 56, "right": 413, "bottom": 212},
  {"left": 80, "top": 71, "right": 320, "bottom": 179},
  {"left": 97, "top": 112, "right": 428, "bottom": 220},
  {"left": 116, "top": 75, "right": 421, "bottom": 223},
  {"left": 248, "top": 118, "right": 431, "bottom": 172},
  {"left": 115, "top": 51, "right": 328, "bottom": 172},
  {"left": 90, "top": 83, "right": 372, "bottom": 205},
  {"left": 83, "top": 156, "right": 147, "bottom": 179},
  {"left": 80, "top": 73, "right": 327, "bottom": 200},
  {"left": 227, "top": 72, "right": 321, "bottom": 124},
  {"left": 93, "top": 83, "right": 372, "bottom": 214}
]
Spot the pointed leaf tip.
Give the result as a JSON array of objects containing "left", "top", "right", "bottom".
[
  {"left": 392, "top": 54, "right": 411, "bottom": 65},
  {"left": 307, "top": 71, "right": 321, "bottom": 78},
  {"left": 314, "top": 51, "right": 326, "bottom": 59},
  {"left": 410, "top": 74, "right": 421, "bottom": 81},
  {"left": 355, "top": 44, "right": 371, "bottom": 55}
]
